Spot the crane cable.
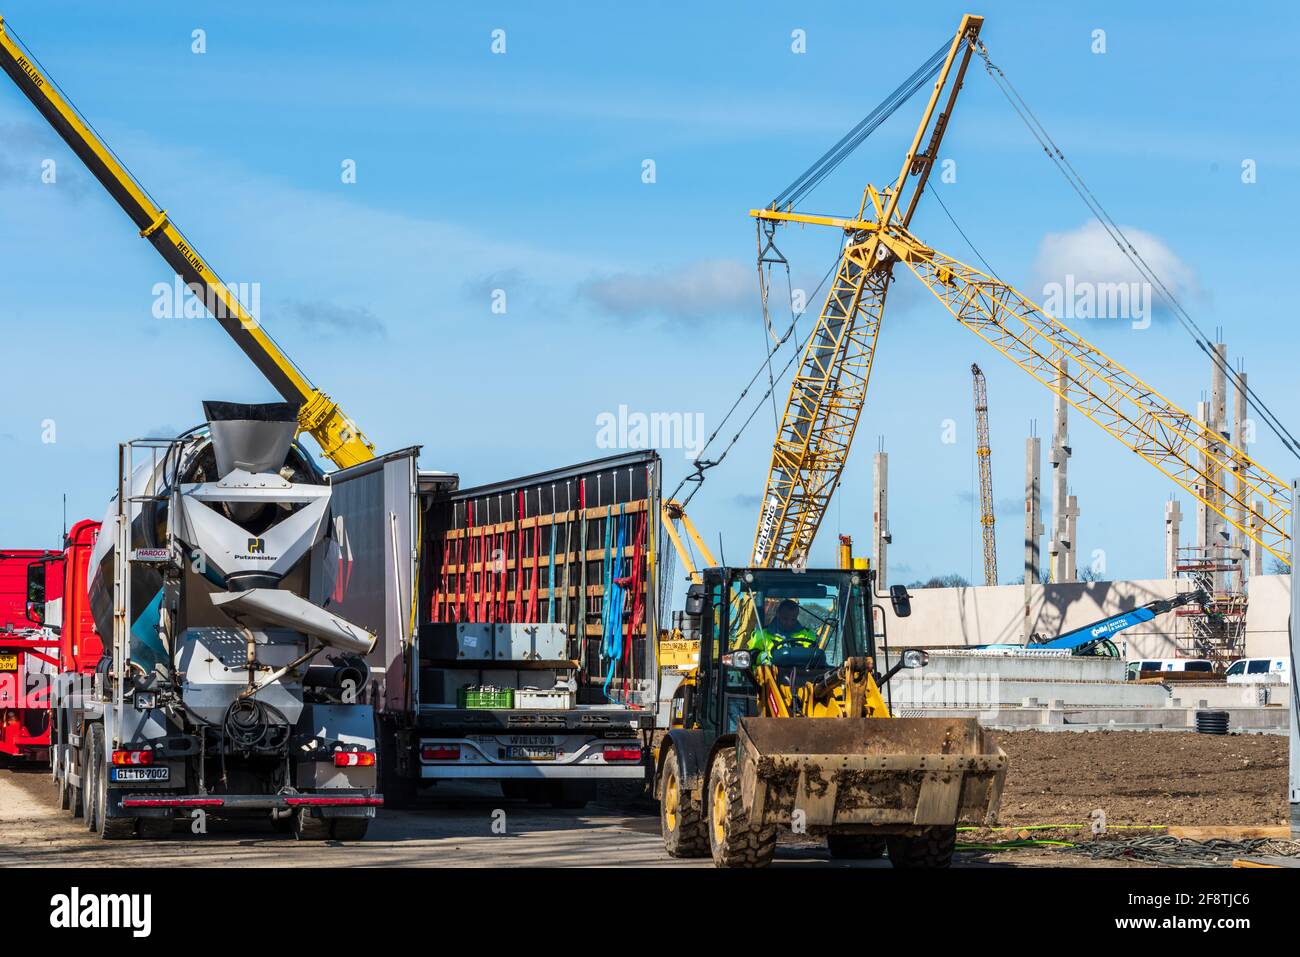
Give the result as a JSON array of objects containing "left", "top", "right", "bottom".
[
  {"left": 770, "top": 37, "right": 954, "bottom": 211},
  {"left": 976, "top": 42, "right": 1300, "bottom": 463},
  {"left": 666, "top": 247, "right": 844, "bottom": 507}
]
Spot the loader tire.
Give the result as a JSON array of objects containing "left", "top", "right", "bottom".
[
  {"left": 330, "top": 818, "right": 370, "bottom": 841},
  {"left": 887, "top": 826, "right": 957, "bottom": 869},
  {"left": 55, "top": 747, "right": 72, "bottom": 811},
  {"left": 660, "top": 749, "right": 707, "bottom": 859},
  {"left": 707, "top": 748, "right": 776, "bottom": 869},
  {"left": 827, "top": 834, "right": 887, "bottom": 860}
]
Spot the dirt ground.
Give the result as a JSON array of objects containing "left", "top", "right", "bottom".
[{"left": 987, "top": 729, "right": 1289, "bottom": 828}]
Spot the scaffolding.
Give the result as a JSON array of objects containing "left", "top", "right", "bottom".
[{"left": 1173, "top": 546, "right": 1247, "bottom": 665}]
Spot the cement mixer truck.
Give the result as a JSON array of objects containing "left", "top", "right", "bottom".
[{"left": 43, "top": 402, "right": 382, "bottom": 840}]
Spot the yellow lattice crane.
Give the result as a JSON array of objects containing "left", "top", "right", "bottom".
[
  {"left": 971, "top": 364, "right": 998, "bottom": 585},
  {"left": 0, "top": 15, "right": 376, "bottom": 468},
  {"left": 749, "top": 12, "right": 1291, "bottom": 568}
]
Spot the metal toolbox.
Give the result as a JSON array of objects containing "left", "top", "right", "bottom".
[{"left": 494, "top": 623, "right": 568, "bottom": 661}]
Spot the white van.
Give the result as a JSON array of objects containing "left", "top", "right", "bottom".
[
  {"left": 1224, "top": 657, "right": 1289, "bottom": 684},
  {"left": 1125, "top": 658, "right": 1215, "bottom": 680}
]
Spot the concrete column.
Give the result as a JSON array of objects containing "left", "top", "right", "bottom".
[
  {"left": 1024, "top": 436, "right": 1043, "bottom": 641},
  {"left": 1195, "top": 399, "right": 1212, "bottom": 564},
  {"left": 873, "top": 451, "right": 888, "bottom": 589},
  {"left": 1049, "top": 359, "right": 1072, "bottom": 583},
  {"left": 1249, "top": 499, "right": 1265, "bottom": 578},
  {"left": 1165, "top": 499, "right": 1182, "bottom": 579},
  {"left": 1233, "top": 370, "right": 1249, "bottom": 584},
  {"left": 1065, "top": 494, "right": 1079, "bottom": 581},
  {"left": 1208, "top": 343, "right": 1229, "bottom": 593}
]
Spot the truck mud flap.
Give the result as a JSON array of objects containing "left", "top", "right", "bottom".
[{"left": 735, "top": 717, "right": 1007, "bottom": 829}]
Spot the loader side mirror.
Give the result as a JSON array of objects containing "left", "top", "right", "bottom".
[
  {"left": 685, "top": 585, "right": 705, "bottom": 617},
  {"left": 25, "top": 562, "right": 46, "bottom": 626},
  {"left": 889, "top": 585, "right": 912, "bottom": 618}
]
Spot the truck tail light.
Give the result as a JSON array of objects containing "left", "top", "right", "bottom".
[
  {"left": 334, "top": 751, "right": 376, "bottom": 767},
  {"left": 112, "top": 749, "right": 154, "bottom": 766},
  {"left": 421, "top": 744, "right": 460, "bottom": 761},
  {"left": 602, "top": 746, "right": 642, "bottom": 762}
]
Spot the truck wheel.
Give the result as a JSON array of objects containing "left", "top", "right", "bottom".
[
  {"left": 827, "top": 834, "right": 887, "bottom": 860},
  {"left": 660, "top": 750, "right": 707, "bottom": 858},
  {"left": 55, "top": 747, "right": 72, "bottom": 811},
  {"left": 90, "top": 726, "right": 133, "bottom": 840},
  {"left": 330, "top": 818, "right": 370, "bottom": 841},
  {"left": 84, "top": 725, "right": 100, "bottom": 832},
  {"left": 706, "top": 748, "right": 776, "bottom": 869},
  {"left": 292, "top": 809, "right": 331, "bottom": 841},
  {"left": 887, "top": 826, "right": 957, "bottom": 869}
]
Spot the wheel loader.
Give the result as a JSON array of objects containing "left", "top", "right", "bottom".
[{"left": 654, "top": 565, "right": 1006, "bottom": 868}]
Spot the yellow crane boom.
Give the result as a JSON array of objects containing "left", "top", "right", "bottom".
[
  {"left": 747, "top": 12, "right": 1290, "bottom": 570},
  {"left": 0, "top": 15, "right": 376, "bottom": 468},
  {"left": 971, "top": 363, "right": 998, "bottom": 585},
  {"left": 750, "top": 14, "right": 984, "bottom": 567}
]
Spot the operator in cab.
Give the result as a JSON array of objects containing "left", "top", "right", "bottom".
[{"left": 748, "top": 598, "right": 818, "bottom": 665}]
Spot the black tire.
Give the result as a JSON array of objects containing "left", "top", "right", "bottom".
[
  {"left": 91, "top": 726, "right": 133, "bottom": 840},
  {"left": 887, "top": 826, "right": 957, "bottom": 869},
  {"left": 55, "top": 746, "right": 72, "bottom": 811},
  {"left": 84, "top": 725, "right": 99, "bottom": 832},
  {"left": 330, "top": 817, "right": 370, "bottom": 841},
  {"left": 706, "top": 748, "right": 776, "bottom": 868},
  {"left": 292, "top": 809, "right": 331, "bottom": 841},
  {"left": 827, "top": 833, "right": 888, "bottom": 860},
  {"left": 377, "top": 719, "right": 418, "bottom": 810},
  {"left": 660, "top": 750, "right": 708, "bottom": 858},
  {"left": 137, "top": 817, "right": 174, "bottom": 839}
]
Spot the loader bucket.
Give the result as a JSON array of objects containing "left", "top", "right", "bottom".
[{"left": 734, "top": 716, "right": 1006, "bottom": 830}]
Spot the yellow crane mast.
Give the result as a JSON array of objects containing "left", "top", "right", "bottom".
[
  {"left": 0, "top": 15, "right": 376, "bottom": 469},
  {"left": 749, "top": 12, "right": 1291, "bottom": 569},
  {"left": 971, "top": 363, "right": 998, "bottom": 585},
  {"left": 750, "top": 15, "right": 984, "bottom": 567}
]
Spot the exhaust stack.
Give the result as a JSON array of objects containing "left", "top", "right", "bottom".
[{"left": 203, "top": 400, "right": 300, "bottom": 479}]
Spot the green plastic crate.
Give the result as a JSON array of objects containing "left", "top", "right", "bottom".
[{"left": 458, "top": 687, "right": 514, "bottom": 709}]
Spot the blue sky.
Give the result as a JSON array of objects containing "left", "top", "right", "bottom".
[{"left": 1, "top": 1, "right": 1297, "bottom": 588}]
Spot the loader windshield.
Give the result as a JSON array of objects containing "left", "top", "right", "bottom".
[{"left": 728, "top": 570, "right": 870, "bottom": 672}]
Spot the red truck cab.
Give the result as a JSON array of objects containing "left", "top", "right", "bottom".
[{"left": 0, "top": 547, "right": 62, "bottom": 761}]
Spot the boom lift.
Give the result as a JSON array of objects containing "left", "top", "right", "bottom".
[{"left": 0, "top": 15, "right": 375, "bottom": 468}]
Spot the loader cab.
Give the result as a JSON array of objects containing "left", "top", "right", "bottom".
[{"left": 689, "top": 567, "right": 874, "bottom": 735}]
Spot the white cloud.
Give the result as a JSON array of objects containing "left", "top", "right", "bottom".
[
  {"left": 1033, "top": 220, "right": 1199, "bottom": 305},
  {"left": 578, "top": 258, "right": 754, "bottom": 322}
]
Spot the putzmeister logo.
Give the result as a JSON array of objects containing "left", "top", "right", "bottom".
[{"left": 247, "top": 537, "right": 265, "bottom": 554}]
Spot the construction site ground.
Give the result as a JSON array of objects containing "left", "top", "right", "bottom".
[{"left": 0, "top": 729, "right": 1288, "bottom": 868}]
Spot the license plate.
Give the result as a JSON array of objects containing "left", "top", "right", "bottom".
[
  {"left": 506, "top": 745, "right": 557, "bottom": 761},
  {"left": 110, "top": 767, "right": 170, "bottom": 783},
  {"left": 0, "top": 654, "right": 17, "bottom": 672}
]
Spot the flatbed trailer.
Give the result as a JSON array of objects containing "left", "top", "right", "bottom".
[{"left": 326, "top": 449, "right": 661, "bottom": 808}]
